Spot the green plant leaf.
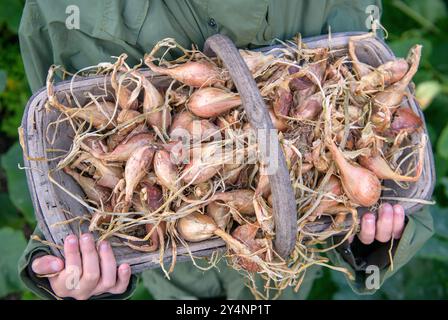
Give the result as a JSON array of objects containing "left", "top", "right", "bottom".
[
  {"left": 0, "top": 0, "right": 23, "bottom": 33},
  {"left": 307, "top": 268, "right": 338, "bottom": 300},
  {"left": 380, "top": 258, "right": 448, "bottom": 299},
  {"left": 0, "top": 227, "right": 26, "bottom": 297},
  {"left": 416, "top": 81, "right": 442, "bottom": 109},
  {"left": 0, "top": 193, "right": 24, "bottom": 228},
  {"left": 417, "top": 236, "right": 448, "bottom": 262},
  {"left": 0, "top": 70, "right": 6, "bottom": 93},
  {"left": 435, "top": 153, "right": 448, "bottom": 183},
  {"left": 388, "top": 37, "right": 432, "bottom": 64},
  {"left": 407, "top": 0, "right": 447, "bottom": 24},
  {"left": 1, "top": 143, "right": 35, "bottom": 225},
  {"left": 436, "top": 123, "right": 448, "bottom": 159}
]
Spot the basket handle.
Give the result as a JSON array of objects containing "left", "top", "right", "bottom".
[{"left": 203, "top": 34, "right": 297, "bottom": 258}]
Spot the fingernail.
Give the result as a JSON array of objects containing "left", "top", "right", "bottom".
[
  {"left": 100, "top": 241, "right": 109, "bottom": 252},
  {"left": 121, "top": 265, "right": 130, "bottom": 273},
  {"left": 380, "top": 203, "right": 393, "bottom": 212},
  {"left": 67, "top": 235, "right": 77, "bottom": 245},
  {"left": 81, "top": 233, "right": 92, "bottom": 242},
  {"left": 51, "top": 259, "right": 62, "bottom": 272}
]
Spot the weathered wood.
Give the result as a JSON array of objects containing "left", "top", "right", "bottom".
[{"left": 204, "top": 34, "right": 298, "bottom": 258}]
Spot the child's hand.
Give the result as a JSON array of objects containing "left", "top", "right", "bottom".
[
  {"left": 353, "top": 203, "right": 405, "bottom": 245},
  {"left": 31, "top": 233, "right": 131, "bottom": 300}
]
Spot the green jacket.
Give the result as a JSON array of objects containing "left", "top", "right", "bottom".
[{"left": 18, "top": 0, "right": 434, "bottom": 300}]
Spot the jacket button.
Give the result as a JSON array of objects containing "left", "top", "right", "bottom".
[{"left": 208, "top": 18, "right": 217, "bottom": 28}]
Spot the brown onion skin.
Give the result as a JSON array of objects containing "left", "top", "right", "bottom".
[{"left": 326, "top": 139, "right": 381, "bottom": 207}]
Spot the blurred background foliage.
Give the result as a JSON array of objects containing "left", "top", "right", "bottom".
[{"left": 0, "top": 0, "right": 447, "bottom": 300}]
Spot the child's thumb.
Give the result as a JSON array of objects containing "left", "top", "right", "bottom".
[{"left": 31, "top": 255, "right": 64, "bottom": 275}]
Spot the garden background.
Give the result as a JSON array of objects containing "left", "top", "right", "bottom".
[{"left": 1, "top": 0, "right": 447, "bottom": 300}]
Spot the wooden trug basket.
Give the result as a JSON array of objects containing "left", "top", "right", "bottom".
[{"left": 21, "top": 32, "right": 435, "bottom": 274}]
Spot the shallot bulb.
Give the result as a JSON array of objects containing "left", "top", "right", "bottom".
[
  {"left": 181, "top": 144, "right": 221, "bottom": 184},
  {"left": 186, "top": 119, "right": 221, "bottom": 142},
  {"left": 372, "top": 45, "right": 422, "bottom": 110},
  {"left": 177, "top": 215, "right": 267, "bottom": 272},
  {"left": 273, "top": 80, "right": 293, "bottom": 118},
  {"left": 143, "top": 222, "right": 166, "bottom": 252},
  {"left": 255, "top": 165, "right": 270, "bottom": 198},
  {"left": 355, "top": 59, "right": 409, "bottom": 93},
  {"left": 169, "top": 111, "right": 195, "bottom": 136},
  {"left": 72, "top": 152, "right": 122, "bottom": 189},
  {"left": 139, "top": 74, "right": 171, "bottom": 132},
  {"left": 107, "top": 110, "right": 145, "bottom": 149},
  {"left": 268, "top": 109, "right": 289, "bottom": 132},
  {"left": 389, "top": 107, "right": 423, "bottom": 135},
  {"left": 111, "top": 55, "right": 139, "bottom": 110},
  {"left": 209, "top": 189, "right": 255, "bottom": 215},
  {"left": 239, "top": 50, "right": 275, "bottom": 74},
  {"left": 188, "top": 87, "right": 241, "bottom": 118},
  {"left": 326, "top": 139, "right": 381, "bottom": 207},
  {"left": 308, "top": 175, "right": 343, "bottom": 220},
  {"left": 61, "top": 101, "right": 117, "bottom": 129},
  {"left": 206, "top": 201, "right": 231, "bottom": 230},
  {"left": 124, "top": 145, "right": 155, "bottom": 203},
  {"left": 99, "top": 133, "right": 155, "bottom": 162},
  {"left": 359, "top": 135, "right": 426, "bottom": 182},
  {"left": 140, "top": 183, "right": 164, "bottom": 212},
  {"left": 153, "top": 149, "right": 178, "bottom": 190},
  {"left": 293, "top": 92, "right": 323, "bottom": 121},
  {"left": 177, "top": 212, "right": 218, "bottom": 242},
  {"left": 63, "top": 167, "right": 110, "bottom": 205},
  {"left": 231, "top": 223, "right": 265, "bottom": 272},
  {"left": 80, "top": 136, "right": 108, "bottom": 158},
  {"left": 145, "top": 58, "right": 224, "bottom": 87}
]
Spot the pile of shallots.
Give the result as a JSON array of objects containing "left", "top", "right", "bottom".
[{"left": 44, "top": 34, "right": 427, "bottom": 298}]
